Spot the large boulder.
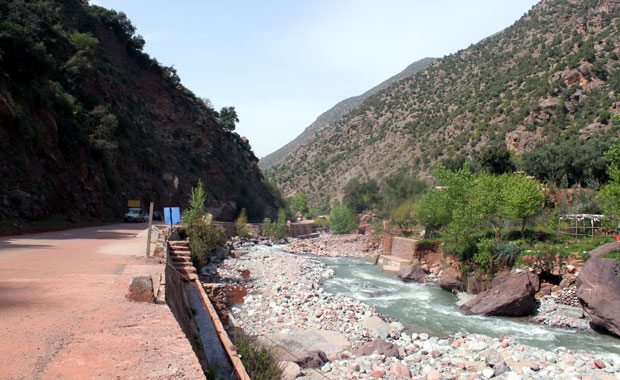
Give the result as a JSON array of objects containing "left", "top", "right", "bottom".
[
  {"left": 280, "top": 350, "right": 327, "bottom": 369},
  {"left": 439, "top": 268, "right": 464, "bottom": 292},
  {"left": 357, "top": 339, "right": 400, "bottom": 358},
  {"left": 460, "top": 272, "right": 539, "bottom": 316},
  {"left": 398, "top": 264, "right": 427, "bottom": 283},
  {"left": 576, "top": 242, "right": 620, "bottom": 337}
]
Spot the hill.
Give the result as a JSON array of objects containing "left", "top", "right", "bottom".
[
  {"left": 0, "top": 0, "right": 277, "bottom": 224},
  {"left": 259, "top": 57, "right": 436, "bottom": 170},
  {"left": 266, "top": 0, "right": 620, "bottom": 208}
]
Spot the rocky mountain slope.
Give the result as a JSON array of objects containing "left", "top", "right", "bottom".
[
  {"left": 267, "top": 0, "right": 620, "bottom": 208},
  {"left": 259, "top": 58, "right": 436, "bottom": 170},
  {"left": 0, "top": 0, "right": 277, "bottom": 223}
]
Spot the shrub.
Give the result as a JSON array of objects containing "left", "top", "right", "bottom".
[
  {"left": 494, "top": 242, "right": 523, "bottom": 267},
  {"left": 234, "top": 332, "right": 282, "bottom": 380},
  {"left": 181, "top": 180, "right": 226, "bottom": 270},
  {"left": 261, "top": 209, "right": 287, "bottom": 240},
  {"left": 473, "top": 238, "right": 496, "bottom": 274},
  {"left": 235, "top": 208, "right": 250, "bottom": 238},
  {"left": 330, "top": 204, "right": 357, "bottom": 234}
]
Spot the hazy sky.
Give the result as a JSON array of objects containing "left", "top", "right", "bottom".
[{"left": 90, "top": 0, "right": 539, "bottom": 158}]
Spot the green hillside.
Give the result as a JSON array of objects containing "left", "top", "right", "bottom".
[
  {"left": 267, "top": 0, "right": 620, "bottom": 208},
  {"left": 0, "top": 0, "right": 277, "bottom": 224}
]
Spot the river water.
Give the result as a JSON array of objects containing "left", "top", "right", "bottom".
[{"left": 318, "top": 256, "right": 620, "bottom": 355}]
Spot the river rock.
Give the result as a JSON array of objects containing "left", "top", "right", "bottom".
[
  {"left": 389, "top": 362, "right": 411, "bottom": 378},
  {"left": 281, "top": 350, "right": 328, "bottom": 369},
  {"left": 460, "top": 272, "right": 539, "bottom": 316},
  {"left": 278, "top": 361, "right": 302, "bottom": 379},
  {"left": 439, "top": 267, "right": 464, "bottom": 292},
  {"left": 125, "top": 275, "right": 155, "bottom": 303},
  {"left": 357, "top": 339, "right": 400, "bottom": 358},
  {"left": 398, "top": 264, "right": 427, "bottom": 283},
  {"left": 576, "top": 242, "right": 620, "bottom": 337}
]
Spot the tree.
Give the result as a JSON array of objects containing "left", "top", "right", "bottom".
[
  {"left": 501, "top": 174, "right": 543, "bottom": 241},
  {"left": 342, "top": 178, "right": 381, "bottom": 213},
  {"left": 290, "top": 191, "right": 309, "bottom": 215},
  {"left": 472, "top": 144, "right": 515, "bottom": 174},
  {"left": 218, "top": 106, "right": 239, "bottom": 131},
  {"left": 599, "top": 141, "right": 620, "bottom": 218},
  {"left": 330, "top": 204, "right": 357, "bottom": 234},
  {"left": 471, "top": 173, "right": 506, "bottom": 239}
]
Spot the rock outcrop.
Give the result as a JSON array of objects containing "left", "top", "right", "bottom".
[
  {"left": 439, "top": 268, "right": 465, "bottom": 292},
  {"left": 576, "top": 242, "right": 620, "bottom": 337},
  {"left": 398, "top": 264, "right": 427, "bottom": 283},
  {"left": 460, "top": 272, "right": 540, "bottom": 316}
]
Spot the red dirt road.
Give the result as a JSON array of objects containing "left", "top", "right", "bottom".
[{"left": 0, "top": 224, "right": 204, "bottom": 380}]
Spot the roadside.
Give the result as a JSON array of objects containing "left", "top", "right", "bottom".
[{"left": 0, "top": 224, "right": 204, "bottom": 380}]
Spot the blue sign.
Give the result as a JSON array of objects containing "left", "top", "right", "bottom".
[{"left": 164, "top": 207, "right": 181, "bottom": 225}]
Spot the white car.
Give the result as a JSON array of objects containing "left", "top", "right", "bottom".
[{"left": 124, "top": 208, "right": 146, "bottom": 222}]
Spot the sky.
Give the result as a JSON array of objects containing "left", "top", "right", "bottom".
[{"left": 89, "top": 0, "right": 540, "bottom": 158}]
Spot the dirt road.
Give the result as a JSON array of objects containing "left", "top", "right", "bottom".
[{"left": 0, "top": 224, "right": 204, "bottom": 380}]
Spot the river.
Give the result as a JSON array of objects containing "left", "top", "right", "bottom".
[{"left": 318, "top": 256, "right": 620, "bottom": 355}]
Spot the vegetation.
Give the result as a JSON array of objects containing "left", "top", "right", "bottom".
[
  {"left": 289, "top": 191, "right": 309, "bottom": 216},
  {"left": 0, "top": 0, "right": 279, "bottom": 223},
  {"left": 330, "top": 204, "right": 357, "bottom": 234},
  {"left": 266, "top": 0, "right": 620, "bottom": 207},
  {"left": 181, "top": 181, "right": 226, "bottom": 270},
  {"left": 261, "top": 209, "right": 288, "bottom": 240},
  {"left": 235, "top": 209, "right": 250, "bottom": 238},
  {"left": 234, "top": 332, "right": 282, "bottom": 380}
]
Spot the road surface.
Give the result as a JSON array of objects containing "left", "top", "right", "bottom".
[{"left": 0, "top": 223, "right": 204, "bottom": 380}]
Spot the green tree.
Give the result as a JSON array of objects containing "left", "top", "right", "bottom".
[
  {"left": 290, "top": 191, "right": 309, "bottom": 215},
  {"left": 330, "top": 204, "right": 357, "bottom": 234},
  {"left": 218, "top": 106, "right": 239, "bottom": 131},
  {"left": 472, "top": 173, "right": 506, "bottom": 239},
  {"left": 342, "top": 178, "right": 381, "bottom": 213},
  {"left": 472, "top": 144, "right": 515, "bottom": 174},
  {"left": 599, "top": 141, "right": 620, "bottom": 218},
  {"left": 501, "top": 174, "right": 543, "bottom": 241}
]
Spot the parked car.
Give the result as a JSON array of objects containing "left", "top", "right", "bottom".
[
  {"left": 152, "top": 210, "right": 162, "bottom": 221},
  {"left": 124, "top": 208, "right": 146, "bottom": 222}
]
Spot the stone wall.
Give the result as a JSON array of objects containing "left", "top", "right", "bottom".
[
  {"left": 390, "top": 236, "right": 417, "bottom": 261},
  {"left": 287, "top": 222, "right": 314, "bottom": 237}
]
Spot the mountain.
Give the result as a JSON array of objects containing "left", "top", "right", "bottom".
[
  {"left": 259, "top": 58, "right": 436, "bottom": 170},
  {"left": 266, "top": 0, "right": 620, "bottom": 209},
  {"left": 0, "top": 0, "right": 277, "bottom": 224}
]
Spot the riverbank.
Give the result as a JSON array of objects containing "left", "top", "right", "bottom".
[{"left": 212, "top": 240, "right": 620, "bottom": 380}]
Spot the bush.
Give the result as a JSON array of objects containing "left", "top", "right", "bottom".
[
  {"left": 181, "top": 180, "right": 227, "bottom": 270},
  {"left": 330, "top": 204, "right": 357, "bottom": 234},
  {"left": 494, "top": 242, "right": 523, "bottom": 267},
  {"left": 234, "top": 332, "right": 282, "bottom": 380},
  {"left": 235, "top": 208, "right": 250, "bottom": 238},
  {"left": 261, "top": 209, "right": 287, "bottom": 240}
]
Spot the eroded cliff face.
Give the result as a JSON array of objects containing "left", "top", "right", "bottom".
[{"left": 0, "top": 0, "right": 276, "bottom": 223}]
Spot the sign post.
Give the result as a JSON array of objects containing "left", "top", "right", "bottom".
[{"left": 146, "top": 202, "right": 154, "bottom": 257}]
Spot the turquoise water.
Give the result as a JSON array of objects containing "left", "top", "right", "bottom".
[{"left": 319, "top": 256, "right": 620, "bottom": 355}]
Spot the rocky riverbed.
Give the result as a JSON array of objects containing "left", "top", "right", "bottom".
[
  {"left": 207, "top": 240, "right": 620, "bottom": 380},
  {"left": 282, "top": 234, "right": 380, "bottom": 258}
]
